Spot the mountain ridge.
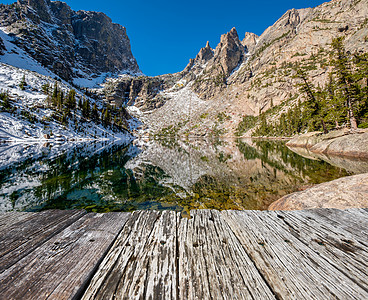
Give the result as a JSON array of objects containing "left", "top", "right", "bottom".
[
  {"left": 0, "top": 0, "right": 367, "bottom": 140},
  {"left": 0, "top": 0, "right": 140, "bottom": 85},
  {"left": 117, "top": 0, "right": 368, "bottom": 137}
]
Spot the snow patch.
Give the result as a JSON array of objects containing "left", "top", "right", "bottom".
[{"left": 0, "top": 28, "right": 57, "bottom": 78}]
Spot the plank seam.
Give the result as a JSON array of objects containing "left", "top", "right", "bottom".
[
  {"left": 221, "top": 212, "right": 281, "bottom": 300},
  {"left": 175, "top": 213, "right": 180, "bottom": 300},
  {"left": 201, "top": 213, "right": 215, "bottom": 300},
  {"left": 111, "top": 211, "right": 161, "bottom": 299},
  {"left": 71, "top": 213, "right": 132, "bottom": 300},
  {"left": 210, "top": 211, "right": 256, "bottom": 300}
]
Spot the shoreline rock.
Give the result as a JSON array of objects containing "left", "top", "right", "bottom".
[
  {"left": 269, "top": 173, "right": 368, "bottom": 211},
  {"left": 286, "top": 129, "right": 368, "bottom": 159}
]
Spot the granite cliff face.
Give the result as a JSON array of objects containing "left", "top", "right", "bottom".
[
  {"left": 0, "top": 0, "right": 140, "bottom": 84},
  {"left": 122, "top": 0, "right": 368, "bottom": 137},
  {"left": 195, "top": 0, "right": 368, "bottom": 117},
  {"left": 191, "top": 27, "right": 246, "bottom": 100}
]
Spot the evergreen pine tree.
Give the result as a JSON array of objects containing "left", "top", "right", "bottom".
[
  {"left": 65, "top": 89, "right": 77, "bottom": 110},
  {"left": 331, "top": 37, "right": 358, "bottom": 129},
  {"left": 19, "top": 75, "right": 27, "bottom": 90},
  {"left": 91, "top": 103, "right": 99, "bottom": 122}
]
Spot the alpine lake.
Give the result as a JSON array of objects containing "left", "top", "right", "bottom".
[{"left": 1, "top": 137, "right": 368, "bottom": 216}]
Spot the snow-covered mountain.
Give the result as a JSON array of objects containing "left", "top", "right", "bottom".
[
  {"left": 0, "top": 1, "right": 144, "bottom": 143},
  {"left": 0, "top": 0, "right": 141, "bottom": 85},
  {"left": 0, "top": 60, "right": 140, "bottom": 142}
]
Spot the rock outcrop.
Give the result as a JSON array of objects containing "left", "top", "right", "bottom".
[
  {"left": 214, "top": 27, "right": 245, "bottom": 76},
  {"left": 191, "top": 27, "right": 246, "bottom": 100},
  {"left": 195, "top": 41, "right": 214, "bottom": 64},
  {"left": 286, "top": 129, "right": 368, "bottom": 159},
  {"left": 269, "top": 173, "right": 368, "bottom": 211},
  {"left": 0, "top": 0, "right": 140, "bottom": 83},
  {"left": 103, "top": 73, "right": 180, "bottom": 110},
  {"left": 182, "top": 41, "right": 214, "bottom": 79},
  {"left": 241, "top": 32, "right": 258, "bottom": 53},
  {"left": 0, "top": 37, "right": 5, "bottom": 55}
]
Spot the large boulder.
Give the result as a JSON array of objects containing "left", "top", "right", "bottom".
[
  {"left": 269, "top": 173, "right": 368, "bottom": 210},
  {"left": 286, "top": 129, "right": 368, "bottom": 159}
]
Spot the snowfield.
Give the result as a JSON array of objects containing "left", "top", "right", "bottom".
[
  {"left": 0, "top": 28, "right": 57, "bottom": 78},
  {"left": 0, "top": 27, "right": 139, "bottom": 143},
  {"left": 0, "top": 61, "right": 134, "bottom": 142}
]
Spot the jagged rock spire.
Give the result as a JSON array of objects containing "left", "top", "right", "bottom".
[
  {"left": 214, "top": 27, "right": 245, "bottom": 76},
  {"left": 242, "top": 32, "right": 258, "bottom": 53},
  {"left": 195, "top": 41, "right": 214, "bottom": 63}
]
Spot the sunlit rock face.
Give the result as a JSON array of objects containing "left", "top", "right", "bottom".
[
  {"left": 119, "top": 0, "right": 368, "bottom": 138},
  {"left": 269, "top": 173, "right": 368, "bottom": 211}
]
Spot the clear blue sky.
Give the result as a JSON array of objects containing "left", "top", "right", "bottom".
[{"left": 3, "top": 0, "right": 327, "bottom": 76}]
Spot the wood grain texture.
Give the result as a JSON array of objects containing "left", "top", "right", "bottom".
[
  {"left": 178, "top": 210, "right": 276, "bottom": 300},
  {"left": 82, "top": 210, "right": 177, "bottom": 300},
  {"left": 274, "top": 209, "right": 368, "bottom": 290},
  {"left": 0, "top": 212, "right": 34, "bottom": 230},
  {"left": 0, "top": 212, "right": 130, "bottom": 300},
  {"left": 302, "top": 208, "right": 368, "bottom": 240},
  {"left": 222, "top": 210, "right": 368, "bottom": 299},
  {"left": 0, "top": 209, "right": 86, "bottom": 272},
  {"left": 0, "top": 209, "right": 368, "bottom": 299}
]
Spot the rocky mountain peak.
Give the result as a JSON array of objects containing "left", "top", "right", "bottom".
[
  {"left": 1, "top": 0, "right": 140, "bottom": 85},
  {"left": 195, "top": 41, "right": 214, "bottom": 64},
  {"left": 213, "top": 27, "right": 245, "bottom": 76},
  {"left": 17, "top": 0, "right": 52, "bottom": 23},
  {"left": 242, "top": 32, "right": 258, "bottom": 53}
]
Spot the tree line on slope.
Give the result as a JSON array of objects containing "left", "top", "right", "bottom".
[
  {"left": 0, "top": 79, "right": 130, "bottom": 134},
  {"left": 41, "top": 82, "right": 129, "bottom": 131},
  {"left": 244, "top": 37, "right": 368, "bottom": 137}
]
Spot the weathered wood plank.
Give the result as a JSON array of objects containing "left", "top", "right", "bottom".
[
  {"left": 302, "top": 208, "right": 368, "bottom": 240},
  {"left": 0, "top": 209, "right": 86, "bottom": 272},
  {"left": 222, "top": 210, "right": 368, "bottom": 299},
  {"left": 178, "top": 210, "right": 276, "bottom": 300},
  {"left": 272, "top": 209, "right": 368, "bottom": 290},
  {"left": 82, "top": 210, "right": 177, "bottom": 300},
  {"left": 0, "top": 212, "right": 34, "bottom": 230},
  {"left": 0, "top": 212, "right": 130, "bottom": 300}
]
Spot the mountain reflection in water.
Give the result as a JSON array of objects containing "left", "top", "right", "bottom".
[{"left": 0, "top": 138, "right": 356, "bottom": 213}]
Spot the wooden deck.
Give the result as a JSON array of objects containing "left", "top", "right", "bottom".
[{"left": 0, "top": 208, "right": 367, "bottom": 299}]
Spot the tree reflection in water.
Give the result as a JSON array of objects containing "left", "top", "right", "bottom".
[{"left": 0, "top": 138, "right": 355, "bottom": 213}]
